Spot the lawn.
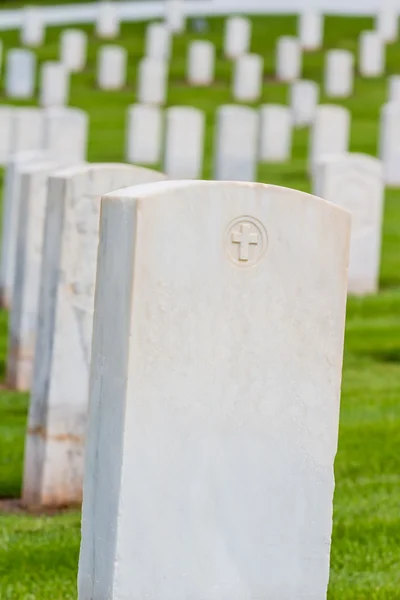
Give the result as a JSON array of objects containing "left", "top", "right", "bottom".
[{"left": 0, "top": 12, "right": 400, "bottom": 600}]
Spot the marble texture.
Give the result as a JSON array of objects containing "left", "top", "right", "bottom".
[
  {"left": 324, "top": 50, "right": 354, "bottom": 98},
  {"left": 78, "top": 179, "right": 350, "bottom": 600},
  {"left": 125, "top": 104, "right": 163, "bottom": 165},
  {"left": 187, "top": 41, "right": 215, "bottom": 86},
  {"left": 314, "top": 153, "right": 384, "bottom": 295},
  {"left": 22, "top": 163, "right": 166, "bottom": 508},
  {"left": 40, "top": 61, "right": 70, "bottom": 107},
  {"left": 233, "top": 54, "right": 263, "bottom": 102},
  {"left": 7, "top": 160, "right": 56, "bottom": 391},
  {"left": 259, "top": 104, "right": 292, "bottom": 162},
  {"left": 309, "top": 105, "right": 350, "bottom": 174},
  {"left": 5, "top": 49, "right": 36, "bottom": 99},
  {"left": 163, "top": 107, "right": 205, "bottom": 178},
  {"left": 224, "top": 16, "right": 251, "bottom": 59},
  {"left": 97, "top": 46, "right": 127, "bottom": 90}
]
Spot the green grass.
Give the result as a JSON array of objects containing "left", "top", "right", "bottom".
[{"left": 0, "top": 13, "right": 400, "bottom": 600}]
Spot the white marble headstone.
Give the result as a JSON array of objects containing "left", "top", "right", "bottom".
[
  {"left": 259, "top": 105, "right": 292, "bottom": 162},
  {"left": 9, "top": 107, "right": 44, "bottom": 155},
  {"left": 78, "top": 179, "right": 350, "bottom": 600},
  {"left": 314, "top": 153, "right": 384, "bottom": 295},
  {"left": 213, "top": 105, "right": 259, "bottom": 182},
  {"left": 21, "top": 6, "right": 45, "bottom": 48},
  {"left": 40, "top": 61, "right": 70, "bottom": 107},
  {"left": 388, "top": 75, "right": 400, "bottom": 102},
  {"left": 309, "top": 105, "right": 350, "bottom": 174},
  {"left": 359, "top": 31, "right": 385, "bottom": 77},
  {"left": 224, "top": 16, "right": 251, "bottom": 59},
  {"left": 276, "top": 36, "right": 302, "bottom": 82},
  {"left": 145, "top": 23, "right": 171, "bottom": 60},
  {"left": 96, "top": 1, "right": 120, "bottom": 39},
  {"left": 298, "top": 11, "right": 323, "bottom": 50},
  {"left": 5, "top": 49, "right": 36, "bottom": 99},
  {"left": 376, "top": 7, "right": 398, "bottom": 43},
  {"left": 22, "top": 163, "right": 167, "bottom": 508},
  {"left": 187, "top": 41, "right": 215, "bottom": 86},
  {"left": 233, "top": 54, "right": 263, "bottom": 103},
  {"left": 165, "top": 0, "right": 185, "bottom": 33},
  {"left": 379, "top": 101, "right": 400, "bottom": 186},
  {"left": 125, "top": 104, "right": 163, "bottom": 165},
  {"left": 60, "top": 29, "right": 87, "bottom": 73},
  {"left": 0, "top": 106, "right": 14, "bottom": 166},
  {"left": 43, "top": 107, "right": 88, "bottom": 163},
  {"left": 97, "top": 45, "right": 127, "bottom": 90},
  {"left": 163, "top": 107, "right": 205, "bottom": 178},
  {"left": 324, "top": 50, "right": 354, "bottom": 98},
  {"left": 290, "top": 80, "right": 319, "bottom": 126},
  {"left": 137, "top": 58, "right": 168, "bottom": 105}
]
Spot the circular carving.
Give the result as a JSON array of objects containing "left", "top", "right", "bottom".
[{"left": 225, "top": 216, "right": 268, "bottom": 268}]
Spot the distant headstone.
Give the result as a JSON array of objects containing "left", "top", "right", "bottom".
[
  {"left": 290, "top": 80, "right": 319, "bottom": 126},
  {"left": 324, "top": 50, "right": 354, "bottom": 98},
  {"left": 97, "top": 46, "right": 127, "bottom": 90},
  {"left": 77, "top": 179, "right": 350, "bottom": 600},
  {"left": 145, "top": 23, "right": 171, "bottom": 60},
  {"left": 376, "top": 7, "right": 398, "bottom": 43},
  {"left": 259, "top": 105, "right": 292, "bottom": 162},
  {"left": 125, "top": 104, "right": 163, "bottom": 165},
  {"left": 309, "top": 105, "right": 350, "bottom": 174},
  {"left": 379, "top": 101, "right": 400, "bottom": 186},
  {"left": 314, "top": 153, "right": 384, "bottom": 295},
  {"left": 298, "top": 11, "right": 324, "bottom": 50},
  {"left": 163, "top": 107, "right": 205, "bottom": 178},
  {"left": 10, "top": 107, "right": 44, "bottom": 154},
  {"left": 137, "top": 58, "right": 168, "bottom": 105},
  {"left": 6, "top": 160, "right": 57, "bottom": 391},
  {"left": 276, "top": 36, "right": 302, "bottom": 82},
  {"left": 96, "top": 1, "right": 120, "bottom": 39},
  {"left": 43, "top": 107, "right": 88, "bottom": 163},
  {"left": 5, "top": 49, "right": 36, "bottom": 99},
  {"left": 359, "top": 31, "right": 385, "bottom": 77},
  {"left": 0, "top": 40, "right": 3, "bottom": 76},
  {"left": 60, "top": 29, "right": 87, "bottom": 72},
  {"left": 40, "top": 61, "right": 70, "bottom": 107},
  {"left": 213, "top": 105, "right": 258, "bottom": 181},
  {"left": 233, "top": 54, "right": 263, "bottom": 103},
  {"left": 0, "top": 106, "right": 14, "bottom": 166},
  {"left": 165, "top": 0, "right": 185, "bottom": 34},
  {"left": 187, "top": 41, "right": 215, "bottom": 86},
  {"left": 224, "top": 16, "right": 251, "bottom": 59},
  {"left": 388, "top": 75, "right": 400, "bottom": 102},
  {"left": 22, "top": 163, "right": 166, "bottom": 508},
  {"left": 20, "top": 6, "right": 45, "bottom": 47}
]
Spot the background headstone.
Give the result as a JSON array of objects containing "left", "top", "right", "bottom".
[
  {"left": 309, "top": 104, "right": 350, "bottom": 173},
  {"left": 224, "top": 16, "right": 251, "bottom": 59},
  {"left": 163, "top": 106, "right": 205, "bottom": 178},
  {"left": 97, "top": 46, "right": 127, "bottom": 90},
  {"left": 388, "top": 75, "right": 400, "bottom": 102},
  {"left": 40, "top": 61, "right": 70, "bottom": 107},
  {"left": 0, "top": 106, "right": 14, "bottom": 166},
  {"left": 165, "top": 0, "right": 185, "bottom": 34},
  {"left": 298, "top": 11, "right": 324, "bottom": 50},
  {"left": 42, "top": 107, "right": 88, "bottom": 163},
  {"left": 359, "top": 31, "right": 385, "bottom": 77},
  {"left": 125, "top": 104, "right": 163, "bottom": 165},
  {"left": 325, "top": 49, "right": 354, "bottom": 98},
  {"left": 290, "top": 80, "right": 319, "bottom": 126},
  {"left": 96, "top": 1, "right": 120, "bottom": 39},
  {"left": 379, "top": 101, "right": 400, "bottom": 186},
  {"left": 21, "top": 6, "right": 45, "bottom": 48},
  {"left": 259, "top": 104, "right": 292, "bottom": 162},
  {"left": 60, "top": 29, "right": 87, "bottom": 73},
  {"left": 233, "top": 54, "right": 263, "bottom": 102},
  {"left": 187, "top": 41, "right": 215, "bottom": 86},
  {"left": 375, "top": 7, "right": 398, "bottom": 43},
  {"left": 276, "top": 36, "right": 302, "bottom": 82},
  {"left": 5, "top": 49, "right": 36, "bottom": 99},
  {"left": 137, "top": 58, "right": 168, "bottom": 105},
  {"left": 145, "top": 23, "right": 171, "bottom": 60}
]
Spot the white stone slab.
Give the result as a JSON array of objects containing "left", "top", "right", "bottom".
[
  {"left": 0, "top": 106, "right": 14, "bottom": 166},
  {"left": 187, "top": 41, "right": 215, "bottom": 86},
  {"left": 22, "top": 163, "right": 167, "bottom": 508},
  {"left": 233, "top": 53, "right": 263, "bottom": 102},
  {"left": 9, "top": 107, "right": 44, "bottom": 155},
  {"left": 309, "top": 105, "right": 350, "bottom": 174},
  {"left": 0, "top": 40, "right": 3, "bottom": 76},
  {"left": 60, "top": 29, "right": 87, "bottom": 72},
  {"left": 40, "top": 61, "right": 70, "bottom": 107},
  {"left": 125, "top": 104, "right": 163, "bottom": 165},
  {"left": 165, "top": 0, "right": 185, "bottom": 33},
  {"left": 276, "top": 36, "right": 301, "bottom": 82},
  {"left": 7, "top": 160, "right": 57, "bottom": 391},
  {"left": 376, "top": 7, "right": 398, "bottom": 43},
  {"left": 96, "top": 1, "right": 120, "bottom": 39},
  {"left": 78, "top": 179, "right": 350, "bottom": 600},
  {"left": 145, "top": 22, "right": 171, "bottom": 60},
  {"left": 97, "top": 45, "right": 127, "bottom": 90},
  {"left": 43, "top": 107, "right": 88, "bottom": 163},
  {"left": 214, "top": 105, "right": 259, "bottom": 181},
  {"left": 137, "top": 58, "right": 168, "bottom": 105},
  {"left": 163, "top": 107, "right": 205, "bottom": 178},
  {"left": 359, "top": 31, "right": 385, "bottom": 77},
  {"left": 20, "top": 6, "right": 45, "bottom": 47},
  {"left": 379, "top": 101, "right": 400, "bottom": 186},
  {"left": 5, "top": 49, "right": 36, "bottom": 99},
  {"left": 224, "top": 16, "right": 251, "bottom": 59},
  {"left": 298, "top": 11, "right": 324, "bottom": 50},
  {"left": 290, "top": 80, "right": 319, "bottom": 126},
  {"left": 388, "top": 75, "right": 400, "bottom": 102},
  {"left": 259, "top": 104, "right": 292, "bottom": 162},
  {"left": 324, "top": 50, "right": 354, "bottom": 98},
  {"left": 314, "top": 153, "right": 384, "bottom": 295}
]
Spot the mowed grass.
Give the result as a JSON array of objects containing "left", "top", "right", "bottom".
[{"left": 0, "top": 12, "right": 399, "bottom": 600}]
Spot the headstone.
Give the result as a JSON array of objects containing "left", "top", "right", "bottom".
[
  {"left": 0, "top": 150, "right": 46, "bottom": 309},
  {"left": 276, "top": 37, "right": 302, "bottom": 82},
  {"left": 259, "top": 105, "right": 292, "bottom": 162},
  {"left": 0, "top": 40, "right": 3, "bottom": 76},
  {"left": 77, "top": 179, "right": 350, "bottom": 600},
  {"left": 0, "top": 106, "right": 14, "bottom": 166},
  {"left": 314, "top": 154, "right": 384, "bottom": 295},
  {"left": 290, "top": 80, "right": 319, "bottom": 126},
  {"left": 21, "top": 6, "right": 45, "bottom": 48},
  {"left": 379, "top": 101, "right": 400, "bottom": 186},
  {"left": 22, "top": 163, "right": 166, "bottom": 508},
  {"left": 324, "top": 50, "right": 354, "bottom": 98},
  {"left": 43, "top": 107, "right": 88, "bottom": 163},
  {"left": 145, "top": 23, "right": 171, "bottom": 60},
  {"left": 125, "top": 104, "right": 163, "bottom": 165},
  {"left": 224, "top": 16, "right": 251, "bottom": 59},
  {"left": 309, "top": 105, "right": 350, "bottom": 174},
  {"left": 5, "top": 49, "right": 36, "bottom": 99},
  {"left": 137, "top": 58, "right": 168, "bottom": 105},
  {"left": 359, "top": 31, "right": 385, "bottom": 77},
  {"left": 10, "top": 107, "right": 44, "bottom": 154},
  {"left": 233, "top": 54, "right": 263, "bottom": 103},
  {"left": 7, "top": 160, "right": 57, "bottom": 391},
  {"left": 388, "top": 75, "right": 400, "bottom": 102},
  {"left": 165, "top": 0, "right": 185, "bottom": 34},
  {"left": 60, "top": 29, "right": 87, "bottom": 73},
  {"left": 187, "top": 41, "right": 215, "bottom": 86},
  {"left": 213, "top": 105, "right": 258, "bottom": 181},
  {"left": 376, "top": 7, "right": 398, "bottom": 43},
  {"left": 163, "top": 107, "right": 205, "bottom": 178},
  {"left": 96, "top": 0, "right": 120, "bottom": 39},
  {"left": 40, "top": 61, "right": 70, "bottom": 107},
  {"left": 97, "top": 46, "right": 127, "bottom": 90},
  {"left": 298, "top": 11, "right": 323, "bottom": 50}
]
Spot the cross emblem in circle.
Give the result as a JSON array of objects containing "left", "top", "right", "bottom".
[{"left": 231, "top": 223, "right": 259, "bottom": 261}]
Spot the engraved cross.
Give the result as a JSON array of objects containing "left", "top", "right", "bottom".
[{"left": 231, "top": 223, "right": 259, "bottom": 261}]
